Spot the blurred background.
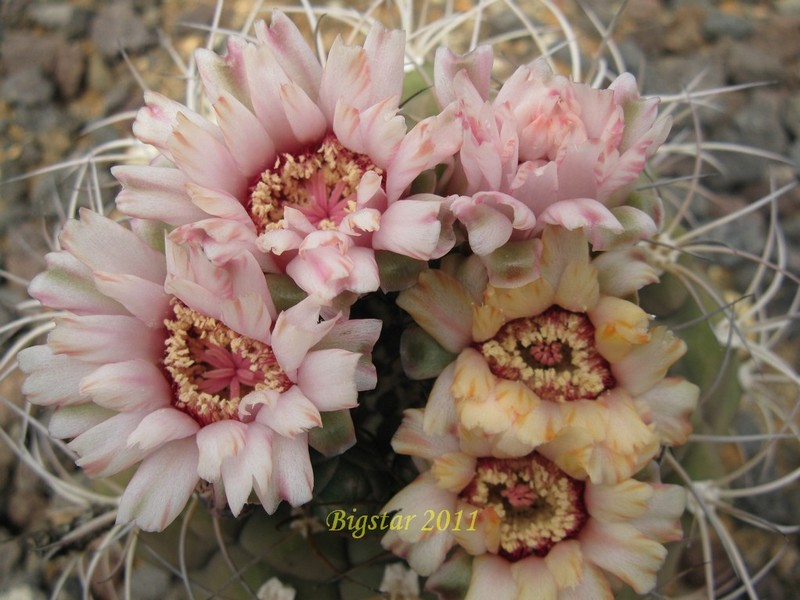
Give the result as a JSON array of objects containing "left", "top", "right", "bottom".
[{"left": 1, "top": 1, "right": 798, "bottom": 598}]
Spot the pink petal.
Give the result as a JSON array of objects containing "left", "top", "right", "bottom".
[
  {"left": 195, "top": 419, "right": 248, "bottom": 482},
  {"left": 212, "top": 90, "right": 276, "bottom": 178},
  {"left": 70, "top": 410, "right": 151, "bottom": 477},
  {"left": 386, "top": 106, "right": 462, "bottom": 202},
  {"left": 372, "top": 198, "right": 444, "bottom": 259},
  {"left": 47, "top": 403, "right": 115, "bottom": 439},
  {"left": 363, "top": 24, "right": 405, "bottom": 105},
  {"left": 297, "top": 348, "right": 361, "bottom": 411},
  {"left": 269, "top": 432, "right": 313, "bottom": 509},
  {"left": 79, "top": 359, "right": 171, "bottom": 412},
  {"left": 279, "top": 82, "right": 327, "bottom": 145},
  {"left": 113, "top": 165, "right": 207, "bottom": 226},
  {"left": 60, "top": 208, "right": 166, "bottom": 284},
  {"left": 28, "top": 251, "right": 127, "bottom": 316},
  {"left": 186, "top": 182, "right": 251, "bottom": 223},
  {"left": 243, "top": 43, "right": 298, "bottom": 150},
  {"left": 255, "top": 12, "right": 323, "bottom": 99},
  {"left": 220, "top": 294, "right": 273, "bottom": 344},
  {"left": 93, "top": 271, "right": 170, "bottom": 328},
  {"left": 253, "top": 386, "right": 322, "bottom": 437},
  {"left": 49, "top": 314, "right": 164, "bottom": 364},
  {"left": 167, "top": 113, "right": 248, "bottom": 199},
  {"left": 271, "top": 297, "right": 337, "bottom": 377},
  {"left": 116, "top": 437, "right": 200, "bottom": 532},
  {"left": 538, "top": 198, "right": 623, "bottom": 235},
  {"left": 196, "top": 37, "right": 250, "bottom": 107},
  {"left": 132, "top": 90, "right": 217, "bottom": 158},
  {"left": 221, "top": 422, "right": 273, "bottom": 516},
  {"left": 334, "top": 98, "right": 406, "bottom": 170},
  {"left": 19, "top": 345, "right": 96, "bottom": 406},
  {"left": 318, "top": 38, "right": 371, "bottom": 120},
  {"left": 434, "top": 45, "right": 494, "bottom": 106},
  {"left": 127, "top": 407, "right": 200, "bottom": 451},
  {"left": 452, "top": 192, "right": 536, "bottom": 255}
]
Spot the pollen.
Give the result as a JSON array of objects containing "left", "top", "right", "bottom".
[
  {"left": 478, "top": 307, "right": 614, "bottom": 402},
  {"left": 247, "top": 134, "right": 381, "bottom": 233},
  {"left": 162, "top": 299, "right": 292, "bottom": 426},
  {"left": 460, "top": 454, "right": 588, "bottom": 561}
]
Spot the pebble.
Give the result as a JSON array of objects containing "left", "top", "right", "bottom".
[
  {"left": 89, "top": 1, "right": 156, "bottom": 58},
  {"left": 702, "top": 10, "right": 755, "bottom": 40},
  {"left": 0, "top": 586, "right": 46, "bottom": 600},
  {"left": 0, "top": 69, "right": 55, "bottom": 107}
]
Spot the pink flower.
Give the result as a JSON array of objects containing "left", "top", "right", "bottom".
[
  {"left": 381, "top": 407, "right": 686, "bottom": 598},
  {"left": 435, "top": 47, "right": 670, "bottom": 284},
  {"left": 19, "top": 209, "right": 380, "bottom": 531},
  {"left": 114, "top": 11, "right": 460, "bottom": 303}
]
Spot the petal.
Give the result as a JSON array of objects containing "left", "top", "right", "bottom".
[
  {"left": 538, "top": 198, "right": 623, "bottom": 236},
  {"left": 585, "top": 479, "right": 653, "bottom": 523},
  {"left": 635, "top": 378, "right": 699, "bottom": 446},
  {"left": 127, "top": 407, "right": 200, "bottom": 451},
  {"left": 253, "top": 386, "right": 322, "bottom": 437},
  {"left": 196, "top": 37, "right": 250, "bottom": 106},
  {"left": 579, "top": 520, "right": 667, "bottom": 594},
  {"left": 70, "top": 410, "right": 151, "bottom": 477},
  {"left": 627, "top": 483, "right": 686, "bottom": 542},
  {"left": 60, "top": 208, "right": 166, "bottom": 284},
  {"left": 220, "top": 294, "right": 273, "bottom": 345},
  {"left": 113, "top": 165, "right": 207, "bottom": 227},
  {"left": 279, "top": 82, "right": 327, "bottom": 145},
  {"left": 593, "top": 247, "right": 660, "bottom": 298},
  {"left": 589, "top": 296, "right": 651, "bottom": 362},
  {"left": 79, "top": 359, "right": 171, "bottom": 412},
  {"left": 465, "top": 556, "right": 516, "bottom": 600},
  {"left": 195, "top": 420, "right": 248, "bottom": 482},
  {"left": 269, "top": 432, "right": 313, "bottom": 510},
  {"left": 221, "top": 422, "right": 274, "bottom": 516},
  {"left": 372, "top": 199, "right": 444, "bottom": 260},
  {"left": 396, "top": 269, "right": 473, "bottom": 354},
  {"left": 19, "top": 345, "right": 97, "bottom": 406},
  {"left": 255, "top": 12, "right": 322, "bottom": 98},
  {"left": 167, "top": 113, "right": 248, "bottom": 198},
  {"left": 47, "top": 403, "right": 115, "bottom": 439},
  {"left": 28, "top": 251, "right": 126, "bottom": 316},
  {"left": 434, "top": 45, "right": 494, "bottom": 106},
  {"left": 116, "top": 437, "right": 200, "bottom": 532},
  {"left": 297, "top": 348, "right": 362, "bottom": 411},
  {"left": 93, "top": 271, "right": 170, "bottom": 328},
  {"left": 423, "top": 362, "right": 460, "bottom": 437},
  {"left": 212, "top": 89, "right": 276, "bottom": 178},
  {"left": 362, "top": 24, "right": 405, "bottom": 106},
  {"left": 613, "top": 326, "right": 687, "bottom": 395},
  {"left": 393, "top": 408, "right": 459, "bottom": 461},
  {"left": 510, "top": 556, "right": 557, "bottom": 600},
  {"left": 49, "top": 315, "right": 164, "bottom": 364},
  {"left": 271, "top": 297, "right": 337, "bottom": 377}
]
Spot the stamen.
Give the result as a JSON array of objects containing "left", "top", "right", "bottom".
[
  {"left": 162, "top": 299, "right": 292, "bottom": 425},
  {"left": 478, "top": 307, "right": 615, "bottom": 402},
  {"left": 247, "top": 134, "right": 382, "bottom": 233},
  {"left": 460, "top": 454, "right": 588, "bottom": 561}
]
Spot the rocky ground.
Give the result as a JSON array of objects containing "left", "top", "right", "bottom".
[{"left": 1, "top": 0, "right": 799, "bottom": 598}]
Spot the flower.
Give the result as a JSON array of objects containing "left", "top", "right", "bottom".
[
  {"left": 397, "top": 226, "right": 698, "bottom": 483},
  {"left": 434, "top": 47, "right": 670, "bottom": 285},
  {"left": 114, "top": 10, "right": 460, "bottom": 304},
  {"left": 19, "top": 209, "right": 380, "bottom": 531},
  {"left": 381, "top": 407, "right": 686, "bottom": 599}
]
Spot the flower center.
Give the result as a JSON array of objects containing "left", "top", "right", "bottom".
[
  {"left": 247, "top": 134, "right": 381, "bottom": 233},
  {"left": 460, "top": 453, "right": 588, "bottom": 561},
  {"left": 478, "top": 307, "right": 614, "bottom": 402},
  {"left": 162, "top": 299, "right": 292, "bottom": 426}
]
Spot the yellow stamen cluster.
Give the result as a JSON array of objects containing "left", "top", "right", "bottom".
[
  {"left": 479, "top": 307, "right": 614, "bottom": 402},
  {"left": 462, "top": 454, "right": 587, "bottom": 560},
  {"left": 248, "top": 134, "right": 381, "bottom": 232},
  {"left": 163, "top": 299, "right": 291, "bottom": 425}
]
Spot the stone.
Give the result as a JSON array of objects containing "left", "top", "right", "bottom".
[
  {"left": 90, "top": 1, "right": 156, "bottom": 58},
  {"left": 54, "top": 43, "right": 86, "bottom": 99},
  {"left": 0, "top": 584, "right": 46, "bottom": 600},
  {"left": 702, "top": 10, "right": 754, "bottom": 41},
  {"left": 0, "top": 69, "right": 55, "bottom": 107},
  {"left": 782, "top": 93, "right": 800, "bottom": 137}
]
